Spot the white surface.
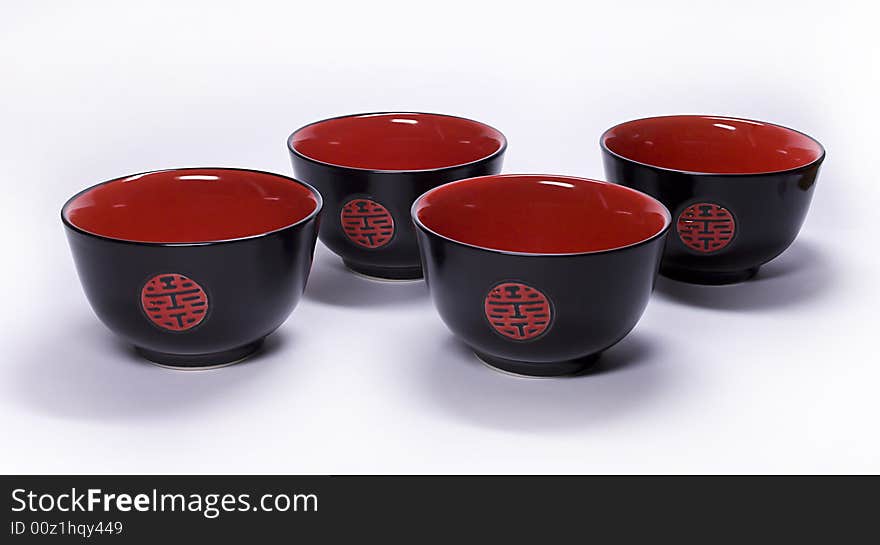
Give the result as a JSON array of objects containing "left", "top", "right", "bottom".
[{"left": 1, "top": 0, "right": 878, "bottom": 474}]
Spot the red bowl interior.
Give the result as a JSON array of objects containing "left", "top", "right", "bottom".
[
  {"left": 289, "top": 113, "right": 505, "bottom": 171},
  {"left": 415, "top": 175, "right": 670, "bottom": 254},
  {"left": 602, "top": 115, "right": 823, "bottom": 174},
  {"left": 63, "top": 169, "right": 320, "bottom": 243}
]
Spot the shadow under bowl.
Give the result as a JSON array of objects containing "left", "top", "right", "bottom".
[
  {"left": 61, "top": 168, "right": 322, "bottom": 368},
  {"left": 412, "top": 174, "right": 670, "bottom": 377}
]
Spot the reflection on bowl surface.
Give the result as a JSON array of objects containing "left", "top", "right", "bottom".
[
  {"left": 289, "top": 112, "right": 505, "bottom": 171},
  {"left": 602, "top": 115, "right": 824, "bottom": 175},
  {"left": 414, "top": 174, "right": 669, "bottom": 254},
  {"left": 64, "top": 168, "right": 320, "bottom": 244}
]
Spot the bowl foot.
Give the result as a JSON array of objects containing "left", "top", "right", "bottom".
[
  {"left": 343, "top": 260, "right": 423, "bottom": 281},
  {"left": 135, "top": 338, "right": 265, "bottom": 369},
  {"left": 661, "top": 266, "right": 759, "bottom": 285},
  {"left": 473, "top": 350, "right": 601, "bottom": 378}
]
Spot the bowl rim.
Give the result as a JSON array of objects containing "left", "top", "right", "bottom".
[
  {"left": 286, "top": 111, "right": 508, "bottom": 174},
  {"left": 411, "top": 173, "right": 672, "bottom": 257},
  {"left": 61, "top": 167, "right": 323, "bottom": 247},
  {"left": 600, "top": 114, "right": 826, "bottom": 177}
]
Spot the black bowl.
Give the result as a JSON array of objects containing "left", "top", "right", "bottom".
[
  {"left": 287, "top": 112, "right": 506, "bottom": 280},
  {"left": 61, "top": 168, "right": 322, "bottom": 368},
  {"left": 601, "top": 115, "right": 825, "bottom": 285},
  {"left": 413, "top": 174, "right": 670, "bottom": 377}
]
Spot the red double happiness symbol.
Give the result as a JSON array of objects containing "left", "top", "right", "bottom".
[
  {"left": 484, "top": 282, "right": 552, "bottom": 341},
  {"left": 340, "top": 198, "right": 395, "bottom": 248},
  {"left": 677, "top": 202, "right": 736, "bottom": 253},
  {"left": 140, "top": 273, "right": 208, "bottom": 331}
]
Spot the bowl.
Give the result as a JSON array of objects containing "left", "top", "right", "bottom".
[
  {"left": 601, "top": 115, "right": 825, "bottom": 285},
  {"left": 287, "top": 112, "right": 506, "bottom": 280},
  {"left": 413, "top": 174, "right": 670, "bottom": 377},
  {"left": 62, "top": 168, "right": 322, "bottom": 368}
]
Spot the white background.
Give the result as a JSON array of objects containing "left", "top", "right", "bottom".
[{"left": 1, "top": 0, "right": 877, "bottom": 474}]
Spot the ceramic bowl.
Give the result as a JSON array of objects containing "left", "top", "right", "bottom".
[
  {"left": 601, "top": 115, "right": 825, "bottom": 285},
  {"left": 287, "top": 112, "right": 506, "bottom": 280},
  {"left": 413, "top": 174, "right": 670, "bottom": 377},
  {"left": 62, "top": 168, "right": 322, "bottom": 368}
]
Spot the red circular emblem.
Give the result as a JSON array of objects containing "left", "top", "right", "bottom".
[
  {"left": 140, "top": 273, "right": 208, "bottom": 331},
  {"left": 677, "top": 202, "right": 736, "bottom": 253},
  {"left": 340, "top": 198, "right": 395, "bottom": 248},
  {"left": 484, "top": 282, "right": 552, "bottom": 341}
]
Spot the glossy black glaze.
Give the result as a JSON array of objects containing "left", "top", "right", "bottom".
[
  {"left": 288, "top": 114, "right": 506, "bottom": 280},
  {"left": 601, "top": 132, "right": 824, "bottom": 285},
  {"left": 414, "top": 222, "right": 668, "bottom": 377},
  {"left": 62, "top": 172, "right": 321, "bottom": 368}
]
